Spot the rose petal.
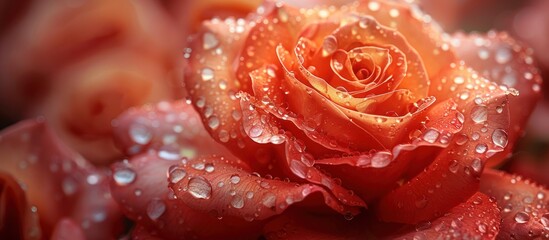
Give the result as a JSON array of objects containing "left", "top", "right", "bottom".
[
  {"left": 480, "top": 169, "right": 549, "bottom": 239},
  {"left": 110, "top": 151, "right": 262, "bottom": 240},
  {"left": 348, "top": 0, "right": 457, "bottom": 80},
  {"left": 184, "top": 14, "right": 275, "bottom": 166},
  {"left": 452, "top": 31, "right": 542, "bottom": 167},
  {"left": 379, "top": 66, "right": 512, "bottom": 224},
  {"left": 0, "top": 120, "right": 123, "bottom": 239},
  {"left": 395, "top": 192, "right": 500, "bottom": 239},
  {"left": 112, "top": 100, "right": 234, "bottom": 160},
  {"left": 50, "top": 218, "right": 86, "bottom": 240},
  {"left": 168, "top": 155, "right": 361, "bottom": 220},
  {"left": 315, "top": 98, "right": 463, "bottom": 201},
  {"left": 0, "top": 172, "right": 41, "bottom": 240}
]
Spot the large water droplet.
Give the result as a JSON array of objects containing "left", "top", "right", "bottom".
[
  {"left": 147, "top": 198, "right": 166, "bottom": 220},
  {"left": 471, "top": 158, "right": 482, "bottom": 172},
  {"left": 449, "top": 160, "right": 459, "bottom": 173},
  {"left": 471, "top": 106, "right": 488, "bottom": 123},
  {"left": 371, "top": 152, "right": 391, "bottom": 168},
  {"left": 540, "top": 213, "right": 549, "bottom": 229},
  {"left": 491, "top": 129, "right": 508, "bottom": 148},
  {"left": 158, "top": 146, "right": 181, "bottom": 160},
  {"left": 113, "top": 168, "right": 136, "bottom": 186},
  {"left": 231, "top": 195, "right": 245, "bottom": 209},
  {"left": 201, "top": 68, "right": 215, "bottom": 81},
  {"left": 203, "top": 32, "right": 219, "bottom": 50},
  {"left": 187, "top": 177, "right": 212, "bottom": 199},
  {"left": 248, "top": 125, "right": 263, "bottom": 138},
  {"left": 422, "top": 129, "right": 440, "bottom": 143},
  {"left": 475, "top": 144, "right": 487, "bottom": 154},
  {"left": 262, "top": 192, "right": 277, "bottom": 208},
  {"left": 495, "top": 47, "right": 512, "bottom": 64},
  {"left": 230, "top": 174, "right": 241, "bottom": 184},
  {"left": 129, "top": 123, "right": 152, "bottom": 145},
  {"left": 208, "top": 116, "right": 220, "bottom": 130},
  {"left": 322, "top": 35, "right": 338, "bottom": 57},
  {"left": 514, "top": 211, "right": 530, "bottom": 223},
  {"left": 368, "top": 1, "right": 380, "bottom": 11},
  {"left": 169, "top": 167, "right": 187, "bottom": 184}
]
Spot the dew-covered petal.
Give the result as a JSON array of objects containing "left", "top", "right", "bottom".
[
  {"left": 348, "top": 0, "right": 457, "bottom": 80},
  {"left": 184, "top": 14, "right": 274, "bottom": 165},
  {"left": 451, "top": 31, "right": 542, "bottom": 167},
  {"left": 395, "top": 192, "right": 500, "bottom": 240},
  {"left": 112, "top": 100, "right": 234, "bottom": 160},
  {"left": 480, "top": 169, "right": 549, "bottom": 239},
  {"left": 109, "top": 151, "right": 262, "bottom": 240},
  {"left": 0, "top": 120, "right": 123, "bottom": 239},
  {"left": 169, "top": 155, "right": 362, "bottom": 221},
  {"left": 50, "top": 218, "right": 86, "bottom": 240},
  {"left": 316, "top": 99, "right": 463, "bottom": 202},
  {"left": 379, "top": 67, "right": 511, "bottom": 223},
  {"left": 0, "top": 172, "right": 41, "bottom": 240}
]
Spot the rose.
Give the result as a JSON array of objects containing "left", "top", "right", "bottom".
[
  {"left": 183, "top": 0, "right": 541, "bottom": 224},
  {"left": 101, "top": 1, "right": 546, "bottom": 238}
]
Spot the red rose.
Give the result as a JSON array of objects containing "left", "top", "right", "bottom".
[{"left": 106, "top": 0, "right": 545, "bottom": 239}]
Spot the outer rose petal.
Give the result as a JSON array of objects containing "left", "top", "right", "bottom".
[
  {"left": 0, "top": 120, "right": 123, "bottom": 239},
  {"left": 480, "top": 169, "right": 549, "bottom": 239},
  {"left": 184, "top": 15, "right": 277, "bottom": 171},
  {"left": 315, "top": 99, "right": 464, "bottom": 202},
  {"left": 395, "top": 192, "right": 500, "bottom": 240},
  {"left": 0, "top": 172, "right": 41, "bottom": 240},
  {"left": 112, "top": 100, "right": 234, "bottom": 159},
  {"left": 379, "top": 65, "right": 512, "bottom": 224},
  {"left": 110, "top": 152, "right": 262, "bottom": 240},
  {"left": 451, "top": 31, "right": 542, "bottom": 167},
  {"left": 169, "top": 155, "right": 362, "bottom": 220}
]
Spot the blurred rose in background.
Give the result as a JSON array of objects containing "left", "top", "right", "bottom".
[{"left": 0, "top": 0, "right": 548, "bottom": 239}]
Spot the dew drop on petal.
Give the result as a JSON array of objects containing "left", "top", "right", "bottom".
[
  {"left": 208, "top": 116, "right": 220, "bottom": 130},
  {"left": 203, "top": 32, "right": 219, "bottom": 50},
  {"left": 248, "top": 125, "right": 263, "bottom": 138},
  {"left": 262, "top": 192, "right": 277, "bottom": 208},
  {"left": 449, "top": 160, "right": 459, "bottom": 173},
  {"left": 471, "top": 158, "right": 482, "bottom": 172},
  {"left": 495, "top": 47, "right": 512, "bottom": 64},
  {"left": 322, "top": 35, "right": 338, "bottom": 57},
  {"left": 230, "top": 174, "right": 241, "bottom": 184},
  {"left": 129, "top": 123, "right": 152, "bottom": 145},
  {"left": 231, "top": 195, "right": 245, "bottom": 209},
  {"left": 491, "top": 129, "right": 508, "bottom": 148},
  {"left": 201, "top": 68, "right": 215, "bottom": 81},
  {"left": 147, "top": 198, "right": 166, "bottom": 220},
  {"left": 371, "top": 152, "right": 391, "bottom": 168},
  {"left": 169, "top": 167, "right": 187, "bottom": 184},
  {"left": 187, "top": 177, "right": 212, "bottom": 199},
  {"left": 475, "top": 144, "right": 487, "bottom": 154},
  {"left": 471, "top": 106, "right": 488, "bottom": 123},
  {"left": 113, "top": 168, "right": 136, "bottom": 186},
  {"left": 368, "top": 1, "right": 380, "bottom": 11},
  {"left": 514, "top": 211, "right": 530, "bottom": 223},
  {"left": 540, "top": 213, "right": 549, "bottom": 229},
  {"left": 422, "top": 129, "right": 440, "bottom": 143}
]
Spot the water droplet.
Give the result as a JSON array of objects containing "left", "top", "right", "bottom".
[
  {"left": 248, "top": 125, "right": 263, "bottom": 138},
  {"left": 86, "top": 174, "right": 100, "bottom": 185},
  {"left": 208, "top": 116, "right": 220, "bottom": 130},
  {"left": 113, "top": 168, "right": 136, "bottom": 186},
  {"left": 477, "top": 223, "right": 487, "bottom": 233},
  {"left": 203, "top": 32, "right": 219, "bottom": 50},
  {"left": 169, "top": 167, "right": 187, "bottom": 184},
  {"left": 322, "top": 35, "right": 338, "bottom": 57},
  {"left": 231, "top": 195, "right": 245, "bottom": 209},
  {"left": 389, "top": 9, "right": 400, "bottom": 18},
  {"left": 205, "top": 163, "right": 215, "bottom": 173},
  {"left": 218, "top": 130, "right": 230, "bottom": 143},
  {"left": 368, "top": 1, "right": 380, "bottom": 11},
  {"left": 449, "top": 160, "right": 459, "bottom": 173},
  {"left": 475, "top": 143, "right": 487, "bottom": 154},
  {"left": 230, "top": 174, "right": 241, "bottom": 184},
  {"left": 471, "top": 158, "right": 482, "bottom": 172},
  {"left": 262, "top": 192, "right": 277, "bottom": 208},
  {"left": 158, "top": 146, "right": 181, "bottom": 160},
  {"left": 129, "top": 123, "right": 152, "bottom": 145},
  {"left": 201, "top": 68, "right": 215, "bottom": 81},
  {"left": 371, "top": 152, "right": 391, "bottom": 168},
  {"left": 187, "top": 177, "right": 212, "bottom": 199},
  {"left": 453, "top": 76, "right": 465, "bottom": 84},
  {"left": 246, "top": 191, "right": 254, "bottom": 199},
  {"left": 147, "top": 198, "right": 166, "bottom": 220},
  {"left": 471, "top": 106, "right": 488, "bottom": 123},
  {"left": 540, "top": 213, "right": 549, "bottom": 229},
  {"left": 491, "top": 129, "right": 508, "bottom": 148},
  {"left": 495, "top": 47, "right": 512, "bottom": 64},
  {"left": 478, "top": 49, "right": 490, "bottom": 60},
  {"left": 514, "top": 211, "right": 530, "bottom": 223},
  {"left": 422, "top": 129, "right": 440, "bottom": 143}
]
